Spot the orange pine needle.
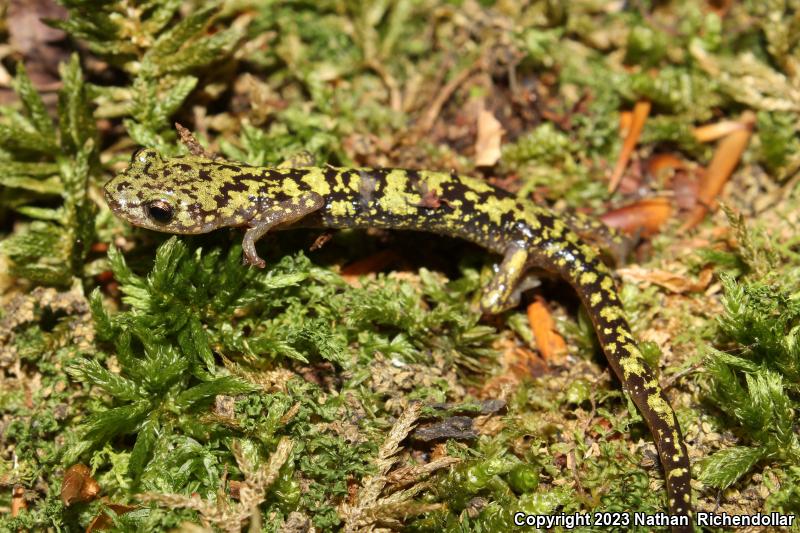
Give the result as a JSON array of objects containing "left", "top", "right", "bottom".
[
  {"left": 11, "top": 486, "right": 27, "bottom": 517},
  {"left": 619, "top": 110, "right": 633, "bottom": 135},
  {"left": 609, "top": 100, "right": 651, "bottom": 193},
  {"left": 527, "top": 297, "right": 567, "bottom": 363},
  {"left": 682, "top": 112, "right": 755, "bottom": 230},
  {"left": 692, "top": 120, "right": 746, "bottom": 143},
  {"left": 647, "top": 153, "right": 685, "bottom": 177}
]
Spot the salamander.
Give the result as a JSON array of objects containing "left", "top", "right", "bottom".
[{"left": 104, "top": 147, "right": 693, "bottom": 530}]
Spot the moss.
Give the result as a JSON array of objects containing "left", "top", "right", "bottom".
[
  {"left": 755, "top": 110, "right": 800, "bottom": 179},
  {"left": 700, "top": 275, "right": 800, "bottom": 494}
]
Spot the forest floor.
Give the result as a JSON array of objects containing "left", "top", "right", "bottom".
[{"left": 1, "top": 1, "right": 799, "bottom": 531}]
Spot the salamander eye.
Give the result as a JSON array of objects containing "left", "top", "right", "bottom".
[{"left": 145, "top": 199, "right": 174, "bottom": 224}]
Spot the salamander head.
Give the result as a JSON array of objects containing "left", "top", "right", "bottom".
[{"left": 104, "top": 148, "right": 230, "bottom": 234}]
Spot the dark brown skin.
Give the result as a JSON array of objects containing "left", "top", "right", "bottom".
[{"left": 105, "top": 149, "right": 693, "bottom": 530}]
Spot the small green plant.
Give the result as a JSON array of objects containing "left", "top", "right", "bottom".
[
  {"left": 53, "top": 1, "right": 241, "bottom": 149},
  {"left": 700, "top": 275, "right": 800, "bottom": 495},
  {"left": 0, "top": 57, "right": 97, "bottom": 285}
]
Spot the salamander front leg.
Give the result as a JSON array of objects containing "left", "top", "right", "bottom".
[
  {"left": 243, "top": 193, "right": 324, "bottom": 267},
  {"left": 480, "top": 242, "right": 530, "bottom": 314}
]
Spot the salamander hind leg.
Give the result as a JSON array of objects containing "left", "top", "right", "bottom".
[{"left": 480, "top": 242, "right": 530, "bottom": 314}]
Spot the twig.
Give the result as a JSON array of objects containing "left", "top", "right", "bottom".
[
  {"left": 340, "top": 402, "right": 424, "bottom": 532},
  {"left": 663, "top": 362, "right": 703, "bottom": 391},
  {"left": 175, "top": 122, "right": 216, "bottom": 159},
  {"left": 416, "top": 58, "right": 482, "bottom": 134}
]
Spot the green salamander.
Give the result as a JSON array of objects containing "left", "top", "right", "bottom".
[{"left": 105, "top": 148, "right": 693, "bottom": 529}]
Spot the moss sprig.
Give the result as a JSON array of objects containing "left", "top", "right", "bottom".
[{"left": 0, "top": 56, "right": 97, "bottom": 285}]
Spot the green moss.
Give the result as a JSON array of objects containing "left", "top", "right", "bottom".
[
  {"left": 700, "top": 273, "right": 800, "bottom": 494},
  {"left": 756, "top": 110, "right": 800, "bottom": 179},
  {"left": 625, "top": 24, "right": 669, "bottom": 68},
  {"left": 0, "top": 57, "right": 97, "bottom": 285}
]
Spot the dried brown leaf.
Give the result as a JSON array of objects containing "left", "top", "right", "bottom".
[
  {"left": 474, "top": 108, "right": 504, "bottom": 167},
  {"left": 618, "top": 265, "right": 714, "bottom": 294},
  {"left": 600, "top": 197, "right": 673, "bottom": 237},
  {"left": 86, "top": 504, "right": 139, "bottom": 532},
  {"left": 61, "top": 464, "right": 100, "bottom": 506}
]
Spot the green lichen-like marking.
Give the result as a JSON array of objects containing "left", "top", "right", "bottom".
[
  {"left": 474, "top": 195, "right": 518, "bottom": 225},
  {"left": 330, "top": 199, "right": 354, "bottom": 217},
  {"left": 619, "top": 346, "right": 647, "bottom": 378},
  {"left": 301, "top": 168, "right": 331, "bottom": 195},
  {"left": 283, "top": 178, "right": 303, "bottom": 197},
  {"left": 379, "top": 170, "right": 421, "bottom": 215},
  {"left": 417, "top": 170, "right": 451, "bottom": 194},
  {"left": 670, "top": 468, "right": 687, "bottom": 479}
]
